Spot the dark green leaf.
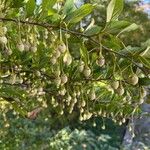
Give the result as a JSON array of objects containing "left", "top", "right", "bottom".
[
  {"left": 11, "top": 0, "right": 25, "bottom": 8},
  {"left": 139, "top": 77, "right": 150, "bottom": 86},
  {"left": 84, "top": 25, "right": 102, "bottom": 36},
  {"left": 26, "top": 0, "right": 36, "bottom": 17}
]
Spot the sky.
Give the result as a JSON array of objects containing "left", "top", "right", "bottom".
[{"left": 36, "top": 0, "right": 150, "bottom": 14}]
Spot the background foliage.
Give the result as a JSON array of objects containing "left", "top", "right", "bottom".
[{"left": 0, "top": 0, "right": 150, "bottom": 149}]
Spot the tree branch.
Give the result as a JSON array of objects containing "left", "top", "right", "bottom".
[{"left": 0, "top": 17, "right": 148, "bottom": 75}]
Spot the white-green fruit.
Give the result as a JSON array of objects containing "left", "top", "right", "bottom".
[
  {"left": 50, "top": 57, "right": 57, "bottom": 65},
  {"left": 116, "top": 87, "right": 125, "bottom": 96},
  {"left": 111, "top": 81, "right": 119, "bottom": 90},
  {"left": 5, "top": 48, "right": 12, "bottom": 55},
  {"left": 89, "top": 89, "right": 96, "bottom": 100},
  {"left": 2, "top": 27, "right": 7, "bottom": 34},
  {"left": 101, "top": 125, "right": 106, "bottom": 130},
  {"left": 61, "top": 74, "right": 68, "bottom": 84},
  {"left": 93, "top": 122, "right": 96, "bottom": 127},
  {"left": 30, "top": 45, "right": 37, "bottom": 53},
  {"left": 59, "top": 88, "right": 66, "bottom": 96},
  {"left": 54, "top": 50, "right": 61, "bottom": 58},
  {"left": 79, "top": 61, "right": 84, "bottom": 72},
  {"left": 24, "top": 42, "right": 30, "bottom": 51},
  {"left": 140, "top": 87, "right": 147, "bottom": 98},
  {"left": 17, "top": 42, "right": 24, "bottom": 52},
  {"left": 130, "top": 74, "right": 139, "bottom": 85},
  {"left": 54, "top": 77, "right": 61, "bottom": 86},
  {"left": 96, "top": 57, "right": 105, "bottom": 67},
  {"left": 63, "top": 53, "right": 72, "bottom": 66},
  {"left": 0, "top": 36, "right": 7, "bottom": 45},
  {"left": 57, "top": 43, "right": 66, "bottom": 53},
  {"left": 83, "top": 66, "right": 91, "bottom": 78},
  {"left": 54, "top": 70, "right": 61, "bottom": 77}
]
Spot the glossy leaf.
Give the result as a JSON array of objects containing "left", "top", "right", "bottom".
[
  {"left": 65, "top": 4, "right": 94, "bottom": 24},
  {"left": 63, "top": 0, "right": 76, "bottom": 15},
  {"left": 106, "top": 0, "right": 124, "bottom": 22},
  {"left": 118, "top": 23, "right": 139, "bottom": 35}
]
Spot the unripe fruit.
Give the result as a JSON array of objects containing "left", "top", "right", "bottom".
[
  {"left": 79, "top": 115, "right": 83, "bottom": 121},
  {"left": 80, "top": 107, "right": 84, "bottom": 113},
  {"left": 78, "top": 61, "right": 84, "bottom": 72},
  {"left": 81, "top": 100, "right": 86, "bottom": 107},
  {"left": 53, "top": 50, "right": 61, "bottom": 58},
  {"left": 57, "top": 43, "right": 66, "bottom": 53},
  {"left": 93, "top": 122, "right": 96, "bottom": 127},
  {"left": 54, "top": 69, "right": 61, "bottom": 77},
  {"left": 65, "top": 33, "right": 70, "bottom": 39},
  {"left": 50, "top": 57, "right": 57, "bottom": 65},
  {"left": 116, "top": 86, "right": 125, "bottom": 96},
  {"left": 63, "top": 52, "right": 72, "bottom": 66},
  {"left": 140, "top": 87, "right": 147, "bottom": 98},
  {"left": 111, "top": 81, "right": 119, "bottom": 90},
  {"left": 0, "top": 36, "right": 7, "bottom": 45},
  {"left": 96, "top": 56, "right": 105, "bottom": 67},
  {"left": 129, "top": 74, "right": 139, "bottom": 85},
  {"left": 83, "top": 66, "right": 91, "bottom": 78},
  {"left": 119, "top": 121, "right": 122, "bottom": 126},
  {"left": 54, "top": 77, "right": 61, "bottom": 86},
  {"left": 5, "top": 47, "right": 12, "bottom": 55},
  {"left": 30, "top": 45, "right": 37, "bottom": 53},
  {"left": 59, "top": 88, "right": 66, "bottom": 96},
  {"left": 2, "top": 27, "right": 7, "bottom": 34},
  {"left": 17, "top": 42, "right": 24, "bottom": 52},
  {"left": 101, "top": 125, "right": 106, "bottom": 130},
  {"left": 24, "top": 42, "right": 30, "bottom": 51},
  {"left": 60, "top": 110, "right": 64, "bottom": 115},
  {"left": 89, "top": 89, "right": 96, "bottom": 100},
  {"left": 61, "top": 74, "right": 68, "bottom": 84}
]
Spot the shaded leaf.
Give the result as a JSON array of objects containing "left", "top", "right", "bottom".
[
  {"left": 26, "top": 0, "right": 36, "bottom": 17},
  {"left": 84, "top": 25, "right": 102, "bottom": 36},
  {"left": 139, "top": 77, "right": 150, "bottom": 86}
]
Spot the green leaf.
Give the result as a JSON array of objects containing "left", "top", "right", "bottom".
[
  {"left": 48, "top": 9, "right": 57, "bottom": 16},
  {"left": 84, "top": 25, "right": 102, "bottom": 36},
  {"left": 11, "top": 0, "right": 25, "bottom": 8},
  {"left": 42, "top": 0, "right": 56, "bottom": 10},
  {"left": 26, "top": 0, "right": 36, "bottom": 17},
  {"left": 11, "top": 102, "right": 27, "bottom": 117},
  {"left": 119, "top": 46, "right": 145, "bottom": 56},
  {"left": 118, "top": 23, "right": 139, "bottom": 35},
  {"left": 139, "top": 77, "right": 150, "bottom": 86},
  {"left": 107, "top": 21, "right": 131, "bottom": 33},
  {"left": 80, "top": 44, "right": 89, "bottom": 65},
  {"left": 63, "top": 0, "right": 76, "bottom": 15},
  {"left": 103, "top": 35, "right": 122, "bottom": 51},
  {"left": 140, "top": 47, "right": 150, "bottom": 58},
  {"left": 106, "top": 0, "right": 124, "bottom": 22},
  {"left": 65, "top": 4, "right": 94, "bottom": 24},
  {"left": 139, "top": 56, "right": 150, "bottom": 69}
]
